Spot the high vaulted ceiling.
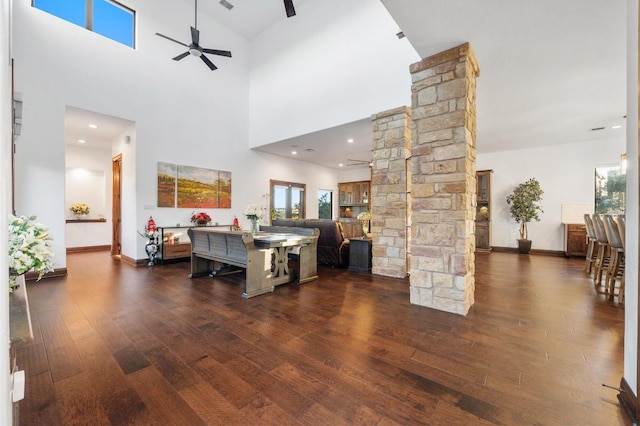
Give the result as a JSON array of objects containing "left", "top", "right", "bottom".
[{"left": 66, "top": 0, "right": 627, "bottom": 169}]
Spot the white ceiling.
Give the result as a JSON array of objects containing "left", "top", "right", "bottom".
[
  {"left": 65, "top": 0, "right": 627, "bottom": 168},
  {"left": 65, "top": 106, "right": 133, "bottom": 150}
]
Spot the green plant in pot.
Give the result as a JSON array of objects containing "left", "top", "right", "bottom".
[{"left": 506, "top": 178, "right": 544, "bottom": 254}]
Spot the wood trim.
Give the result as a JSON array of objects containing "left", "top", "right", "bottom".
[
  {"left": 66, "top": 245, "right": 111, "bottom": 254},
  {"left": 490, "top": 246, "right": 566, "bottom": 257},
  {"left": 619, "top": 377, "right": 638, "bottom": 423},
  {"left": 24, "top": 267, "right": 67, "bottom": 281},
  {"left": 119, "top": 254, "right": 138, "bottom": 267},
  {"left": 119, "top": 255, "right": 154, "bottom": 267},
  {"left": 65, "top": 218, "right": 107, "bottom": 223}
]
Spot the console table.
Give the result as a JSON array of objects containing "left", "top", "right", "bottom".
[{"left": 159, "top": 224, "right": 232, "bottom": 262}]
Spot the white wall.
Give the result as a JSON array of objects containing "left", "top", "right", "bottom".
[
  {"left": 1, "top": 0, "right": 14, "bottom": 422},
  {"left": 12, "top": 0, "right": 350, "bottom": 264},
  {"left": 249, "top": 0, "right": 420, "bottom": 147},
  {"left": 65, "top": 144, "right": 112, "bottom": 248},
  {"left": 477, "top": 138, "right": 625, "bottom": 251},
  {"left": 624, "top": 0, "right": 638, "bottom": 397}
]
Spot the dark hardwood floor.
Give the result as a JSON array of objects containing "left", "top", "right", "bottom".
[{"left": 16, "top": 251, "right": 629, "bottom": 425}]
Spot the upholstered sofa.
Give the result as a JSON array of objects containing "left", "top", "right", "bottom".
[{"left": 271, "top": 219, "right": 350, "bottom": 267}]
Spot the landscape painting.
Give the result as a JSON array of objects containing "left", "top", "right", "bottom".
[
  {"left": 157, "top": 162, "right": 177, "bottom": 207},
  {"left": 175, "top": 165, "right": 218, "bottom": 208},
  {"left": 157, "top": 163, "right": 232, "bottom": 208},
  {"left": 218, "top": 170, "right": 232, "bottom": 208}
]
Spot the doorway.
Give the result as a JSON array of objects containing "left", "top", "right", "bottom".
[
  {"left": 112, "top": 154, "right": 122, "bottom": 257},
  {"left": 64, "top": 106, "right": 134, "bottom": 256}
]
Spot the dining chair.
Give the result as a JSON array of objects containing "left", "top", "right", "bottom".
[
  {"left": 591, "top": 214, "right": 610, "bottom": 294},
  {"left": 603, "top": 215, "right": 624, "bottom": 303},
  {"left": 583, "top": 214, "right": 597, "bottom": 274}
]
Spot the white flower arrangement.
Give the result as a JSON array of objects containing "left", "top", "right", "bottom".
[
  {"left": 8, "top": 214, "right": 55, "bottom": 290},
  {"left": 70, "top": 203, "right": 90, "bottom": 216},
  {"left": 244, "top": 204, "right": 263, "bottom": 221}
]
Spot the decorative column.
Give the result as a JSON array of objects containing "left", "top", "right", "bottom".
[
  {"left": 408, "top": 43, "right": 480, "bottom": 315},
  {"left": 371, "top": 107, "right": 411, "bottom": 278}
]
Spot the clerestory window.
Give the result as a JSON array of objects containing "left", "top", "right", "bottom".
[{"left": 33, "top": 0, "right": 135, "bottom": 48}]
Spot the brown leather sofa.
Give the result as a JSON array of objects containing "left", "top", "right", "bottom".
[{"left": 271, "top": 219, "right": 350, "bottom": 267}]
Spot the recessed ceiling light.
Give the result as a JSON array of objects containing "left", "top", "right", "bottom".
[
  {"left": 347, "top": 139, "right": 354, "bottom": 143},
  {"left": 78, "top": 139, "right": 86, "bottom": 143},
  {"left": 612, "top": 125, "right": 622, "bottom": 129},
  {"left": 291, "top": 151, "right": 297, "bottom": 155},
  {"left": 339, "top": 163, "right": 344, "bottom": 167},
  {"left": 89, "top": 124, "right": 97, "bottom": 129}
]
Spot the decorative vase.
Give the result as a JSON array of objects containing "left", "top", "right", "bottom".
[
  {"left": 251, "top": 219, "right": 259, "bottom": 235},
  {"left": 145, "top": 238, "right": 159, "bottom": 266},
  {"left": 196, "top": 220, "right": 209, "bottom": 226}
]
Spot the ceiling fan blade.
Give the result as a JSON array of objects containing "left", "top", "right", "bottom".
[
  {"left": 191, "top": 26, "right": 200, "bottom": 46},
  {"left": 156, "top": 32, "right": 189, "bottom": 47},
  {"left": 203, "top": 48, "right": 232, "bottom": 57},
  {"left": 201, "top": 55, "right": 218, "bottom": 71},
  {"left": 284, "top": 0, "right": 296, "bottom": 17},
  {"left": 173, "top": 51, "right": 190, "bottom": 61}
]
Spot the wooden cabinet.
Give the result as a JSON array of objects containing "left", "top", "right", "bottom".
[
  {"left": 475, "top": 170, "right": 493, "bottom": 251},
  {"left": 339, "top": 218, "right": 365, "bottom": 239},
  {"left": 349, "top": 238, "right": 372, "bottom": 273},
  {"left": 565, "top": 224, "right": 588, "bottom": 257},
  {"left": 338, "top": 180, "right": 371, "bottom": 219}
]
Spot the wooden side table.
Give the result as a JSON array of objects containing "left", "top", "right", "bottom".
[
  {"left": 349, "top": 238, "right": 372, "bottom": 273},
  {"left": 564, "top": 223, "right": 588, "bottom": 257}
]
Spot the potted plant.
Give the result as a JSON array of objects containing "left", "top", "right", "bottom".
[
  {"left": 8, "top": 214, "right": 55, "bottom": 291},
  {"left": 506, "top": 178, "right": 544, "bottom": 254}
]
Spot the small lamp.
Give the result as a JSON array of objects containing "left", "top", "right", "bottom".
[{"left": 356, "top": 211, "right": 372, "bottom": 238}]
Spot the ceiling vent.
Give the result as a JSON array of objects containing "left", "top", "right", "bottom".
[
  {"left": 219, "top": 0, "right": 234, "bottom": 10},
  {"left": 590, "top": 126, "right": 605, "bottom": 131}
]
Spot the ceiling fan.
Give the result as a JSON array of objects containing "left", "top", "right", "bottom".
[
  {"left": 155, "top": 0, "right": 232, "bottom": 71},
  {"left": 346, "top": 159, "right": 372, "bottom": 167}
]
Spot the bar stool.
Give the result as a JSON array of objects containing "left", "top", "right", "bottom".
[
  {"left": 591, "top": 214, "right": 610, "bottom": 294},
  {"left": 583, "top": 214, "right": 597, "bottom": 274},
  {"left": 615, "top": 215, "right": 626, "bottom": 304}
]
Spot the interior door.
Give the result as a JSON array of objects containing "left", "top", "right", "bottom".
[{"left": 112, "top": 154, "right": 122, "bottom": 257}]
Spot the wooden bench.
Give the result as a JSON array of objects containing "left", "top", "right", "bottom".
[{"left": 187, "top": 228, "right": 319, "bottom": 298}]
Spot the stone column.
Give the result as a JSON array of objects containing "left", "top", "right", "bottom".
[
  {"left": 371, "top": 107, "right": 411, "bottom": 278},
  {"left": 408, "top": 43, "right": 480, "bottom": 315}
]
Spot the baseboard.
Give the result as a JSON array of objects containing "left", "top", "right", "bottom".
[
  {"left": 490, "top": 246, "right": 565, "bottom": 257},
  {"left": 24, "top": 267, "right": 67, "bottom": 281},
  {"left": 118, "top": 254, "right": 139, "bottom": 267},
  {"left": 618, "top": 377, "right": 638, "bottom": 423},
  {"left": 67, "top": 245, "right": 111, "bottom": 254}
]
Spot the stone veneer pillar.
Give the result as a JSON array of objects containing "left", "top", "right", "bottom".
[
  {"left": 370, "top": 107, "right": 411, "bottom": 278},
  {"left": 408, "top": 43, "right": 480, "bottom": 315}
]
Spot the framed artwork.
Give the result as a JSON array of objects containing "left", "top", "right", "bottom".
[
  {"left": 158, "top": 162, "right": 231, "bottom": 208},
  {"left": 157, "top": 162, "right": 177, "bottom": 207}
]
